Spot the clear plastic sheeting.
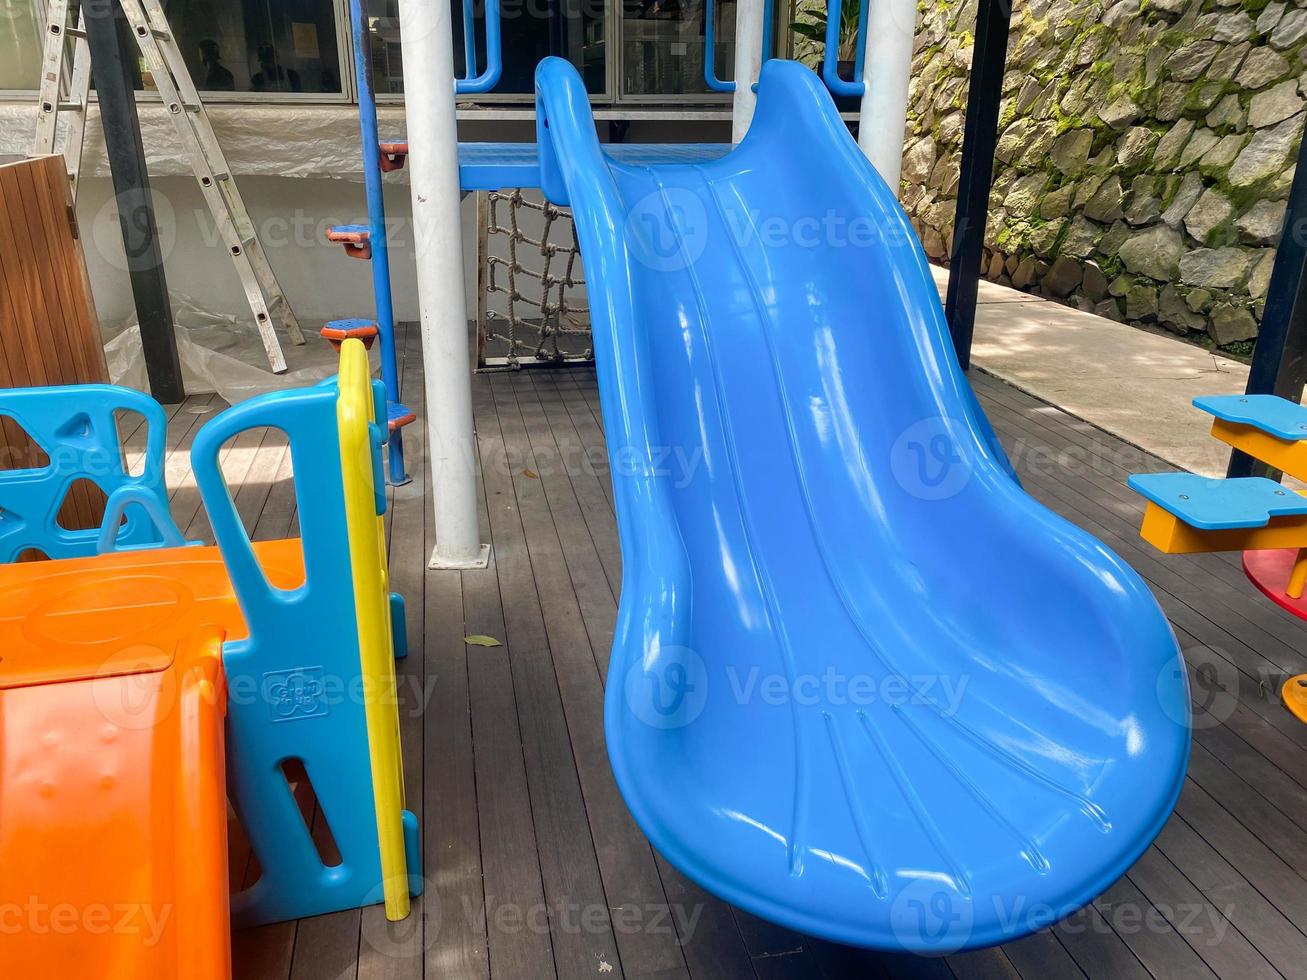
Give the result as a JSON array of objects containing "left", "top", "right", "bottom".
[
  {"left": 0, "top": 104, "right": 408, "bottom": 181},
  {"left": 104, "top": 295, "right": 379, "bottom": 404}
]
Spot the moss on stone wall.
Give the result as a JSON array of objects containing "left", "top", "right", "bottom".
[{"left": 893, "top": 0, "right": 1304, "bottom": 349}]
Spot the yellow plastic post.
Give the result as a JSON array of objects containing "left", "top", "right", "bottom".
[
  {"left": 335, "top": 338, "right": 411, "bottom": 921},
  {"left": 1288, "top": 548, "right": 1307, "bottom": 600},
  {"left": 1208, "top": 419, "right": 1307, "bottom": 484}
]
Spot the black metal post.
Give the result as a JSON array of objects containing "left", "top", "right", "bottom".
[
  {"left": 83, "top": 0, "right": 182, "bottom": 402},
  {"left": 1228, "top": 114, "right": 1307, "bottom": 479},
  {"left": 944, "top": 0, "right": 1012, "bottom": 371}
]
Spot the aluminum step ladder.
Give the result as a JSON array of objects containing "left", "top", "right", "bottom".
[{"left": 33, "top": 0, "right": 305, "bottom": 373}]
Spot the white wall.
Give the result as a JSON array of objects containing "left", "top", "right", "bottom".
[
  {"left": 78, "top": 172, "right": 450, "bottom": 329},
  {"left": 78, "top": 116, "right": 732, "bottom": 333}
]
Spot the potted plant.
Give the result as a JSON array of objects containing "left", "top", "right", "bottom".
[{"left": 791, "top": 0, "right": 863, "bottom": 111}]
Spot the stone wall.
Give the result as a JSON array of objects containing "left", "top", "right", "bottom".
[{"left": 900, "top": 0, "right": 1306, "bottom": 354}]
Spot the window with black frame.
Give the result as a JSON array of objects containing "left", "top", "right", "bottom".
[
  {"left": 0, "top": 0, "right": 746, "bottom": 103},
  {"left": 364, "top": 0, "right": 606, "bottom": 97},
  {"left": 162, "top": 0, "right": 343, "bottom": 95},
  {"left": 621, "top": 0, "right": 734, "bottom": 98},
  {"left": 0, "top": 0, "right": 345, "bottom": 95}
]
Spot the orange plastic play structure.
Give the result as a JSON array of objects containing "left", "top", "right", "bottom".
[
  {"left": 0, "top": 540, "right": 303, "bottom": 979},
  {"left": 0, "top": 341, "right": 419, "bottom": 974}
]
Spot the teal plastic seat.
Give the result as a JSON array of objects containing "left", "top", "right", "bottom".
[
  {"left": 0, "top": 385, "right": 188, "bottom": 562},
  {"left": 1128, "top": 472, "right": 1307, "bottom": 530},
  {"left": 1194, "top": 394, "right": 1307, "bottom": 441}
]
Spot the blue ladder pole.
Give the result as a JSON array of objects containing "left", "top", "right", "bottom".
[{"left": 349, "top": 0, "right": 409, "bottom": 486}]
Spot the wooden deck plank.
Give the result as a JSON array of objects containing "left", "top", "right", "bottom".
[
  {"left": 1090, "top": 879, "right": 1219, "bottom": 980},
  {"left": 404, "top": 323, "right": 492, "bottom": 980},
  {"left": 1173, "top": 779, "right": 1307, "bottom": 931},
  {"left": 475, "top": 372, "right": 625, "bottom": 979},
  {"left": 1050, "top": 903, "right": 1152, "bottom": 980},
  {"left": 1127, "top": 846, "right": 1279, "bottom": 980},
  {"left": 487, "top": 372, "right": 690, "bottom": 980},
  {"left": 287, "top": 911, "right": 360, "bottom": 980},
  {"left": 525, "top": 371, "right": 622, "bottom": 594},
  {"left": 1189, "top": 722, "right": 1307, "bottom": 832},
  {"left": 509, "top": 373, "right": 620, "bottom": 677},
  {"left": 945, "top": 947, "right": 1021, "bottom": 980},
  {"left": 997, "top": 930, "right": 1087, "bottom": 979},
  {"left": 465, "top": 376, "right": 560, "bottom": 980},
  {"left": 117, "top": 394, "right": 186, "bottom": 478},
  {"left": 384, "top": 329, "right": 491, "bottom": 980},
  {"left": 509, "top": 373, "right": 758, "bottom": 978},
  {"left": 1152, "top": 814, "right": 1305, "bottom": 978}
]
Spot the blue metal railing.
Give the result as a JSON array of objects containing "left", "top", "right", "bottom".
[
  {"left": 704, "top": 0, "right": 776, "bottom": 93},
  {"left": 348, "top": 0, "right": 408, "bottom": 484},
  {"left": 455, "top": 0, "right": 502, "bottom": 95},
  {"left": 335, "top": 0, "right": 501, "bottom": 485},
  {"left": 821, "top": 0, "right": 871, "bottom": 98}
]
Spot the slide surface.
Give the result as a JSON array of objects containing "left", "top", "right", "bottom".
[
  {"left": 0, "top": 541, "right": 303, "bottom": 978},
  {"left": 535, "top": 58, "right": 1191, "bottom": 950}
]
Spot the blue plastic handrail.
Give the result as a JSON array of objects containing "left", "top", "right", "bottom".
[
  {"left": 821, "top": 0, "right": 870, "bottom": 98},
  {"left": 456, "top": 0, "right": 502, "bottom": 95},
  {"left": 704, "top": 0, "right": 776, "bottom": 93},
  {"left": 462, "top": 0, "right": 478, "bottom": 81}
]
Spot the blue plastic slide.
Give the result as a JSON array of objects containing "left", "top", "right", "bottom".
[{"left": 534, "top": 57, "right": 1190, "bottom": 952}]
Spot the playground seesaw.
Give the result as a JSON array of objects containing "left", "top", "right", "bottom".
[
  {"left": 1131, "top": 393, "right": 1307, "bottom": 723},
  {"left": 0, "top": 339, "right": 418, "bottom": 978}
]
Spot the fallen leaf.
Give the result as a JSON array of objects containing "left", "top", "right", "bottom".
[
  {"left": 522, "top": 469, "right": 539, "bottom": 479},
  {"left": 464, "top": 634, "right": 502, "bottom": 647}
]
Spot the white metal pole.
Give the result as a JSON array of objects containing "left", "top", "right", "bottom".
[
  {"left": 858, "top": 0, "right": 918, "bottom": 194},
  {"left": 730, "top": 0, "right": 765, "bottom": 141},
  {"left": 398, "top": 0, "right": 490, "bottom": 569}
]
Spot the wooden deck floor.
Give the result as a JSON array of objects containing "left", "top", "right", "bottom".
[{"left": 172, "top": 324, "right": 1307, "bottom": 980}]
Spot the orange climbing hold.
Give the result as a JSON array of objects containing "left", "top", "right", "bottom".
[
  {"left": 378, "top": 141, "right": 409, "bottom": 172},
  {"left": 320, "top": 319, "right": 380, "bottom": 351}
]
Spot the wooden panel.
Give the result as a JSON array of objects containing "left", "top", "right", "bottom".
[{"left": 0, "top": 155, "right": 107, "bottom": 541}]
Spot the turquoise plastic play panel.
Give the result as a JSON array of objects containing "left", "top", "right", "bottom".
[
  {"left": 1194, "top": 394, "right": 1307, "bottom": 441},
  {"left": 191, "top": 379, "right": 421, "bottom": 926},
  {"left": 1129, "top": 472, "right": 1307, "bottom": 530},
  {"left": 534, "top": 57, "right": 1190, "bottom": 952},
  {"left": 0, "top": 385, "right": 186, "bottom": 561}
]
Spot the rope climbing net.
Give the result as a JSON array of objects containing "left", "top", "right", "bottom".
[{"left": 477, "top": 190, "right": 592, "bottom": 368}]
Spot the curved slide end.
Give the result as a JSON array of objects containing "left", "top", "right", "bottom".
[{"left": 536, "top": 56, "right": 1190, "bottom": 951}]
